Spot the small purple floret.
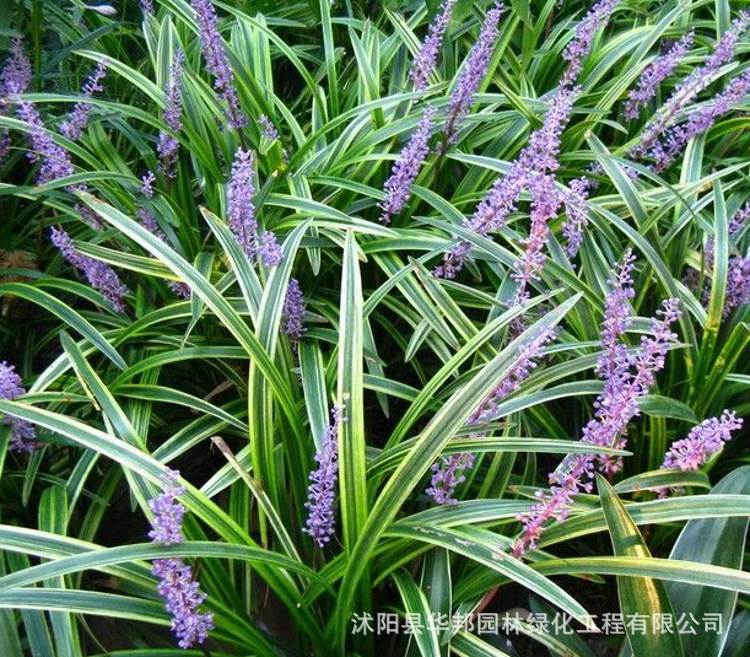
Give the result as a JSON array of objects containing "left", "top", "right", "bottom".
[
  {"left": 59, "top": 60, "right": 107, "bottom": 141},
  {"left": 624, "top": 32, "right": 694, "bottom": 120},
  {"left": 157, "top": 49, "right": 184, "bottom": 179},
  {"left": 50, "top": 226, "right": 129, "bottom": 312},
  {"left": 379, "top": 106, "right": 436, "bottom": 224},
  {"left": 442, "top": 2, "right": 504, "bottom": 145},
  {"left": 148, "top": 469, "right": 214, "bottom": 648},
  {"left": 0, "top": 361, "right": 39, "bottom": 454},
  {"left": 190, "top": 0, "right": 247, "bottom": 129},
  {"left": 409, "top": 0, "right": 458, "bottom": 91},
  {"left": 140, "top": 171, "right": 156, "bottom": 198},
  {"left": 304, "top": 406, "right": 344, "bottom": 547},
  {"left": 282, "top": 278, "right": 306, "bottom": 352}
]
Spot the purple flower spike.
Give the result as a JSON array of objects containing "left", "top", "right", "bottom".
[
  {"left": 152, "top": 558, "right": 214, "bottom": 649},
  {"left": 512, "top": 176, "right": 563, "bottom": 305},
  {"left": 257, "top": 230, "right": 282, "bottom": 268},
  {"left": 726, "top": 254, "right": 750, "bottom": 315},
  {"left": 561, "top": 0, "right": 622, "bottom": 86},
  {"left": 426, "top": 452, "right": 476, "bottom": 506},
  {"left": 0, "top": 361, "right": 39, "bottom": 454},
  {"left": 0, "top": 362, "right": 26, "bottom": 402},
  {"left": 282, "top": 278, "right": 306, "bottom": 352},
  {"left": 427, "top": 326, "right": 557, "bottom": 505},
  {"left": 16, "top": 101, "right": 75, "bottom": 184},
  {"left": 561, "top": 176, "right": 593, "bottom": 258},
  {"left": 579, "top": 297, "right": 681, "bottom": 473},
  {"left": 1, "top": 39, "right": 32, "bottom": 100},
  {"left": 304, "top": 406, "right": 344, "bottom": 547},
  {"left": 258, "top": 115, "right": 288, "bottom": 161},
  {"left": 1, "top": 40, "right": 32, "bottom": 154},
  {"left": 512, "top": 254, "right": 681, "bottom": 557},
  {"left": 379, "top": 106, "right": 436, "bottom": 224},
  {"left": 50, "top": 227, "right": 129, "bottom": 312},
  {"left": 148, "top": 469, "right": 214, "bottom": 649},
  {"left": 470, "top": 326, "right": 558, "bottom": 427},
  {"left": 442, "top": 2, "right": 504, "bottom": 145},
  {"left": 632, "top": 12, "right": 750, "bottom": 163},
  {"left": 409, "top": 0, "right": 458, "bottom": 91},
  {"left": 597, "top": 249, "right": 636, "bottom": 391},
  {"left": 190, "top": 0, "right": 247, "bottom": 129},
  {"left": 227, "top": 148, "right": 281, "bottom": 267},
  {"left": 140, "top": 0, "right": 154, "bottom": 14},
  {"left": 59, "top": 60, "right": 107, "bottom": 141},
  {"left": 624, "top": 32, "right": 694, "bottom": 120},
  {"left": 513, "top": 454, "right": 596, "bottom": 556},
  {"left": 649, "top": 68, "right": 750, "bottom": 171},
  {"left": 661, "top": 410, "right": 742, "bottom": 473},
  {"left": 472, "top": 85, "right": 574, "bottom": 232},
  {"left": 729, "top": 202, "right": 750, "bottom": 242},
  {"left": 227, "top": 148, "right": 258, "bottom": 255},
  {"left": 148, "top": 469, "right": 187, "bottom": 545},
  {"left": 258, "top": 114, "right": 279, "bottom": 140},
  {"left": 157, "top": 49, "right": 184, "bottom": 179},
  {"left": 435, "top": 84, "right": 578, "bottom": 279}
]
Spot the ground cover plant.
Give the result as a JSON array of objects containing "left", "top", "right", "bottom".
[{"left": 2, "top": 0, "right": 750, "bottom": 655}]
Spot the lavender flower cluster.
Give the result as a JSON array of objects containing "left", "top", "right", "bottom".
[
  {"left": 379, "top": 106, "right": 436, "bottom": 224},
  {"left": 0, "top": 39, "right": 32, "bottom": 102},
  {"left": 426, "top": 326, "right": 558, "bottom": 505},
  {"left": 227, "top": 148, "right": 282, "bottom": 266},
  {"left": 723, "top": 202, "right": 750, "bottom": 316},
  {"left": 0, "top": 361, "right": 39, "bottom": 454},
  {"left": 59, "top": 60, "right": 108, "bottom": 141},
  {"left": 623, "top": 33, "right": 694, "bottom": 120},
  {"left": 630, "top": 12, "right": 750, "bottom": 170},
  {"left": 148, "top": 469, "right": 214, "bottom": 648},
  {"left": 0, "top": 37, "right": 30, "bottom": 158},
  {"left": 50, "top": 227, "right": 129, "bottom": 312},
  {"left": 660, "top": 410, "right": 742, "bottom": 473},
  {"left": 697, "top": 201, "right": 750, "bottom": 317},
  {"left": 157, "top": 49, "right": 185, "bottom": 179},
  {"left": 513, "top": 253, "right": 681, "bottom": 556},
  {"left": 726, "top": 253, "right": 750, "bottom": 315},
  {"left": 442, "top": 2, "right": 504, "bottom": 146},
  {"left": 304, "top": 406, "right": 343, "bottom": 547},
  {"left": 560, "top": 0, "right": 621, "bottom": 86},
  {"left": 190, "top": 0, "right": 247, "bottom": 129},
  {"left": 282, "top": 278, "right": 306, "bottom": 352},
  {"left": 433, "top": 85, "right": 578, "bottom": 278},
  {"left": 409, "top": 0, "right": 458, "bottom": 92},
  {"left": 435, "top": 0, "right": 621, "bottom": 281}
]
